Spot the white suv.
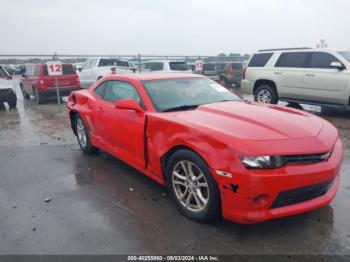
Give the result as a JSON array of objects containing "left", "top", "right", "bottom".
[{"left": 241, "top": 48, "right": 350, "bottom": 109}]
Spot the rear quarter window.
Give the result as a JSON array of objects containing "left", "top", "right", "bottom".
[{"left": 248, "top": 53, "right": 273, "bottom": 67}]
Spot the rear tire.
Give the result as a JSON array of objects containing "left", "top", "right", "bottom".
[
  {"left": 165, "top": 149, "right": 220, "bottom": 223},
  {"left": 254, "top": 84, "right": 278, "bottom": 104},
  {"left": 75, "top": 115, "right": 98, "bottom": 154}
]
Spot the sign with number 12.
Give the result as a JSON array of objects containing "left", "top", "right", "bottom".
[{"left": 47, "top": 61, "right": 62, "bottom": 76}]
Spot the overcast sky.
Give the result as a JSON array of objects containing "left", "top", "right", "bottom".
[{"left": 0, "top": 0, "right": 349, "bottom": 56}]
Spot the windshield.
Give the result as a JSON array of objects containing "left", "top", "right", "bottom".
[
  {"left": 338, "top": 52, "right": 350, "bottom": 63},
  {"left": 143, "top": 77, "right": 241, "bottom": 112}
]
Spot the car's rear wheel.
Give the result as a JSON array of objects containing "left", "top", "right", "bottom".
[
  {"left": 165, "top": 149, "right": 220, "bottom": 222},
  {"left": 254, "top": 85, "right": 278, "bottom": 104},
  {"left": 75, "top": 115, "right": 98, "bottom": 154}
]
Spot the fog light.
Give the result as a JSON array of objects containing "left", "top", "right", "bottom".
[{"left": 252, "top": 194, "right": 269, "bottom": 206}]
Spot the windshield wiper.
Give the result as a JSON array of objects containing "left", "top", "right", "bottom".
[{"left": 163, "top": 104, "right": 199, "bottom": 112}]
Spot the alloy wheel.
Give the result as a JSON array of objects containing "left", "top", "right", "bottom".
[
  {"left": 172, "top": 160, "right": 209, "bottom": 212},
  {"left": 76, "top": 118, "right": 87, "bottom": 148},
  {"left": 257, "top": 89, "right": 272, "bottom": 103}
]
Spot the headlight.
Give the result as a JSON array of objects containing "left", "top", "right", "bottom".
[{"left": 240, "top": 156, "right": 285, "bottom": 169}]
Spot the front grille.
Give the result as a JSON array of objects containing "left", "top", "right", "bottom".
[
  {"left": 285, "top": 153, "right": 329, "bottom": 165},
  {"left": 271, "top": 180, "right": 333, "bottom": 209}
]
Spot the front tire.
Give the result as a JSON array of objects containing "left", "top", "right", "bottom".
[
  {"left": 75, "top": 115, "right": 98, "bottom": 154},
  {"left": 165, "top": 149, "right": 220, "bottom": 223},
  {"left": 254, "top": 84, "right": 278, "bottom": 104}
]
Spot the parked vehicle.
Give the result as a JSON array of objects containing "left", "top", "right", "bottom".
[
  {"left": 0, "top": 65, "right": 12, "bottom": 80},
  {"left": 74, "top": 62, "right": 84, "bottom": 71},
  {"left": 202, "top": 63, "right": 220, "bottom": 81},
  {"left": 3, "top": 65, "right": 21, "bottom": 75},
  {"left": 78, "top": 57, "right": 133, "bottom": 88},
  {"left": 241, "top": 48, "right": 350, "bottom": 109},
  {"left": 0, "top": 66, "right": 16, "bottom": 108},
  {"left": 67, "top": 73, "right": 342, "bottom": 224},
  {"left": 20, "top": 63, "right": 81, "bottom": 104},
  {"left": 218, "top": 62, "right": 244, "bottom": 87},
  {"left": 141, "top": 60, "right": 192, "bottom": 73}
]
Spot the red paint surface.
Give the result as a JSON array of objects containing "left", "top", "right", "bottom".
[{"left": 67, "top": 73, "right": 343, "bottom": 224}]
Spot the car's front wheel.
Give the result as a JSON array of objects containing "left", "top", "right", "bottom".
[
  {"left": 254, "top": 85, "right": 278, "bottom": 104},
  {"left": 166, "top": 149, "right": 220, "bottom": 222},
  {"left": 75, "top": 115, "right": 98, "bottom": 154}
]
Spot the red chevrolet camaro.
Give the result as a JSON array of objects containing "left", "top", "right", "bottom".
[{"left": 67, "top": 73, "right": 342, "bottom": 224}]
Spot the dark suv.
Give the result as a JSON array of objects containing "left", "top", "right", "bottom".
[
  {"left": 20, "top": 63, "right": 81, "bottom": 104},
  {"left": 218, "top": 62, "right": 244, "bottom": 87},
  {"left": 0, "top": 66, "right": 17, "bottom": 109}
]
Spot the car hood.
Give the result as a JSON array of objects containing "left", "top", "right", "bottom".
[{"left": 169, "top": 101, "right": 324, "bottom": 141}]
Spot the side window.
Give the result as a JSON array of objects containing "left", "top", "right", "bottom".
[
  {"left": 94, "top": 81, "right": 108, "bottom": 98},
  {"left": 309, "top": 52, "right": 341, "bottom": 69},
  {"left": 149, "top": 62, "right": 163, "bottom": 71},
  {"left": 103, "top": 81, "right": 141, "bottom": 104},
  {"left": 248, "top": 53, "right": 273, "bottom": 67},
  {"left": 275, "top": 52, "right": 308, "bottom": 68}
]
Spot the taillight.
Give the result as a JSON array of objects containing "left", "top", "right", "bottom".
[
  {"left": 242, "top": 66, "right": 247, "bottom": 80},
  {"left": 227, "top": 64, "right": 233, "bottom": 74},
  {"left": 111, "top": 67, "right": 116, "bottom": 75}
]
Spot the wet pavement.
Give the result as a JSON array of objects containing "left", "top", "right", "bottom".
[{"left": 0, "top": 82, "right": 350, "bottom": 255}]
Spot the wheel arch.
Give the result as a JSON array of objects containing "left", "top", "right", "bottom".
[
  {"left": 253, "top": 79, "right": 278, "bottom": 96},
  {"left": 160, "top": 145, "right": 210, "bottom": 181},
  {"left": 69, "top": 110, "right": 78, "bottom": 135}
]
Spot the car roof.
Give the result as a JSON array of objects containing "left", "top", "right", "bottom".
[{"left": 104, "top": 73, "right": 204, "bottom": 81}]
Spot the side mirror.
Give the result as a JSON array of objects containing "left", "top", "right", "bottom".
[
  {"left": 115, "top": 99, "right": 144, "bottom": 113},
  {"left": 330, "top": 61, "right": 345, "bottom": 70},
  {"left": 78, "top": 68, "right": 82, "bottom": 72}
]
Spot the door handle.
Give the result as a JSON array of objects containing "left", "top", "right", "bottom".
[
  {"left": 305, "top": 73, "right": 316, "bottom": 77},
  {"left": 274, "top": 72, "right": 282, "bottom": 75},
  {"left": 97, "top": 106, "right": 104, "bottom": 113}
]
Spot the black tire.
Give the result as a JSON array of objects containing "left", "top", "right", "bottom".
[
  {"left": 20, "top": 85, "right": 30, "bottom": 99},
  {"left": 8, "top": 96, "right": 17, "bottom": 109},
  {"left": 33, "top": 88, "right": 43, "bottom": 104},
  {"left": 254, "top": 84, "right": 278, "bottom": 104},
  {"left": 75, "top": 114, "right": 98, "bottom": 154},
  {"left": 165, "top": 149, "right": 220, "bottom": 223}
]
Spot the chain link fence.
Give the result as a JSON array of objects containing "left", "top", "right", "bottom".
[{"left": 0, "top": 53, "right": 248, "bottom": 114}]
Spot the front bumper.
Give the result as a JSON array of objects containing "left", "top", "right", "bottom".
[{"left": 214, "top": 138, "right": 342, "bottom": 224}]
